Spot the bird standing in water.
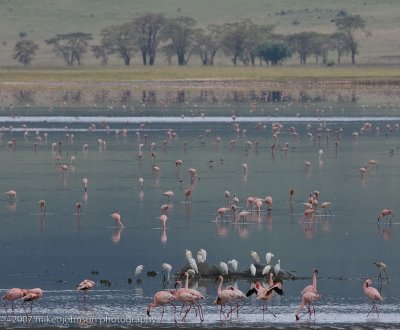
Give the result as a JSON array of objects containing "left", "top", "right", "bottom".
[
  {"left": 363, "top": 278, "right": 383, "bottom": 317},
  {"left": 77, "top": 279, "right": 95, "bottom": 300}
]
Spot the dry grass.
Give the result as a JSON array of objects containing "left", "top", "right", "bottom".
[{"left": 1, "top": 66, "right": 400, "bottom": 85}]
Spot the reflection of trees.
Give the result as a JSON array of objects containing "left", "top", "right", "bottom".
[
  {"left": 13, "top": 90, "right": 36, "bottom": 104},
  {"left": 175, "top": 90, "right": 186, "bottom": 103},
  {"left": 142, "top": 90, "right": 157, "bottom": 104},
  {"left": 62, "top": 90, "right": 82, "bottom": 104},
  {"left": 119, "top": 89, "right": 133, "bottom": 104},
  {"left": 93, "top": 90, "right": 109, "bottom": 105}
]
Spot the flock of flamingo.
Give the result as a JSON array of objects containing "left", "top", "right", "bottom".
[{"left": 0, "top": 115, "right": 396, "bottom": 325}]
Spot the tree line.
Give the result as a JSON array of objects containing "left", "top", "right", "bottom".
[{"left": 13, "top": 12, "right": 368, "bottom": 67}]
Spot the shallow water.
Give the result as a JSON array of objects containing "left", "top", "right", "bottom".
[{"left": 1, "top": 109, "right": 400, "bottom": 328}]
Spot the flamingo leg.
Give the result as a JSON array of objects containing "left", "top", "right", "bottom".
[
  {"left": 161, "top": 306, "right": 165, "bottom": 321},
  {"left": 197, "top": 302, "right": 204, "bottom": 321},
  {"left": 169, "top": 303, "right": 177, "bottom": 323},
  {"left": 4, "top": 303, "right": 9, "bottom": 319}
]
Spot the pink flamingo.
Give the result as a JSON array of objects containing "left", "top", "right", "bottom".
[
  {"left": 111, "top": 212, "right": 124, "bottom": 227},
  {"left": 82, "top": 177, "right": 88, "bottom": 192},
  {"left": 147, "top": 290, "right": 176, "bottom": 323},
  {"left": 173, "top": 280, "right": 202, "bottom": 322},
  {"left": 184, "top": 188, "right": 192, "bottom": 203},
  {"left": 378, "top": 209, "right": 393, "bottom": 222},
  {"left": 38, "top": 199, "right": 46, "bottom": 213},
  {"left": 301, "top": 269, "right": 318, "bottom": 294},
  {"left": 214, "top": 275, "right": 242, "bottom": 320},
  {"left": 246, "top": 272, "right": 283, "bottom": 319},
  {"left": 295, "top": 291, "right": 321, "bottom": 320},
  {"left": 160, "top": 214, "right": 168, "bottom": 229},
  {"left": 216, "top": 207, "right": 230, "bottom": 222},
  {"left": 163, "top": 190, "right": 174, "bottom": 203},
  {"left": 3, "top": 288, "right": 24, "bottom": 317},
  {"left": 21, "top": 288, "right": 43, "bottom": 315},
  {"left": 77, "top": 279, "right": 95, "bottom": 300},
  {"left": 264, "top": 196, "right": 273, "bottom": 211},
  {"left": 183, "top": 272, "right": 205, "bottom": 321},
  {"left": 363, "top": 278, "right": 383, "bottom": 317}
]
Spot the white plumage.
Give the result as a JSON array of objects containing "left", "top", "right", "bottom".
[
  {"left": 135, "top": 265, "right": 144, "bottom": 277},
  {"left": 266, "top": 252, "right": 274, "bottom": 265},
  {"left": 262, "top": 265, "right": 271, "bottom": 275},
  {"left": 228, "top": 259, "right": 238, "bottom": 272},
  {"left": 219, "top": 262, "right": 229, "bottom": 275},
  {"left": 250, "top": 250, "right": 260, "bottom": 264},
  {"left": 250, "top": 264, "right": 256, "bottom": 277}
]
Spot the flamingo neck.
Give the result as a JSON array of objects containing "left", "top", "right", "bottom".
[
  {"left": 312, "top": 272, "right": 317, "bottom": 291},
  {"left": 185, "top": 273, "right": 189, "bottom": 290},
  {"left": 217, "top": 277, "right": 223, "bottom": 294}
]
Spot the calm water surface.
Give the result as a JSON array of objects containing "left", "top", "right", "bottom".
[{"left": 1, "top": 109, "right": 400, "bottom": 328}]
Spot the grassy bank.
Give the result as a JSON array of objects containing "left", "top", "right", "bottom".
[{"left": 1, "top": 65, "right": 400, "bottom": 85}]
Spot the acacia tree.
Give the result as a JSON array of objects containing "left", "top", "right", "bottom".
[
  {"left": 330, "top": 32, "right": 349, "bottom": 64},
  {"left": 311, "top": 33, "right": 333, "bottom": 64},
  {"left": 162, "top": 16, "right": 197, "bottom": 65},
  {"left": 193, "top": 24, "right": 223, "bottom": 65},
  {"left": 91, "top": 45, "right": 108, "bottom": 65},
  {"left": 99, "top": 23, "right": 136, "bottom": 65},
  {"left": 335, "top": 14, "right": 368, "bottom": 64},
  {"left": 132, "top": 13, "right": 166, "bottom": 65},
  {"left": 221, "top": 19, "right": 272, "bottom": 66},
  {"left": 255, "top": 41, "right": 292, "bottom": 65},
  {"left": 13, "top": 40, "right": 39, "bottom": 66},
  {"left": 287, "top": 31, "right": 318, "bottom": 65},
  {"left": 45, "top": 32, "right": 92, "bottom": 65}
]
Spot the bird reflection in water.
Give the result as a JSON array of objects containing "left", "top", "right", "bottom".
[
  {"left": 112, "top": 227, "right": 124, "bottom": 243},
  {"left": 378, "top": 223, "right": 393, "bottom": 241}
]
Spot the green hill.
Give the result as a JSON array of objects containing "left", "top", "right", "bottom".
[{"left": 0, "top": 0, "right": 399, "bottom": 66}]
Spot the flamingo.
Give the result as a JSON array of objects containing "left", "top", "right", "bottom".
[
  {"left": 216, "top": 207, "right": 230, "bottom": 222},
  {"left": 163, "top": 190, "right": 174, "bottom": 203},
  {"left": 82, "top": 177, "right": 88, "bottom": 191},
  {"left": 38, "top": 199, "right": 46, "bottom": 213},
  {"left": 183, "top": 272, "right": 205, "bottom": 321},
  {"left": 77, "top": 279, "right": 95, "bottom": 300},
  {"left": 5, "top": 190, "right": 17, "bottom": 202},
  {"left": 184, "top": 188, "right": 192, "bottom": 203},
  {"left": 246, "top": 273, "right": 284, "bottom": 319},
  {"left": 378, "top": 209, "right": 393, "bottom": 222},
  {"left": 264, "top": 196, "right": 273, "bottom": 211},
  {"left": 160, "top": 215, "right": 168, "bottom": 229},
  {"left": 301, "top": 269, "right": 318, "bottom": 294},
  {"left": 214, "top": 275, "right": 242, "bottom": 320},
  {"left": 21, "top": 288, "right": 43, "bottom": 315},
  {"left": 147, "top": 290, "right": 176, "bottom": 323},
  {"left": 289, "top": 187, "right": 295, "bottom": 203},
  {"left": 75, "top": 202, "right": 82, "bottom": 214},
  {"left": 111, "top": 212, "right": 124, "bottom": 227},
  {"left": 363, "top": 278, "right": 383, "bottom": 317},
  {"left": 295, "top": 291, "right": 321, "bottom": 320},
  {"left": 320, "top": 202, "right": 332, "bottom": 215},
  {"left": 3, "top": 288, "right": 24, "bottom": 317}
]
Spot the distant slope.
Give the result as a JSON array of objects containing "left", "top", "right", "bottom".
[{"left": 0, "top": 0, "right": 399, "bottom": 66}]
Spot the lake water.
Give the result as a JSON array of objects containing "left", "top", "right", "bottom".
[{"left": 1, "top": 102, "right": 400, "bottom": 328}]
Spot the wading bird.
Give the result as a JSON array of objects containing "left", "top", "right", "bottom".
[
  {"left": 147, "top": 291, "right": 176, "bottom": 323},
  {"left": 77, "top": 279, "right": 95, "bottom": 300},
  {"left": 363, "top": 278, "right": 383, "bottom": 317}
]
